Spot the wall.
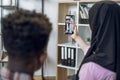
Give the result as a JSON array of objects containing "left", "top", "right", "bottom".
[{"left": 19, "top": 0, "right": 58, "bottom": 76}]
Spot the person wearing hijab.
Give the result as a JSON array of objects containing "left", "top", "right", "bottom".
[{"left": 69, "top": 1, "right": 120, "bottom": 80}]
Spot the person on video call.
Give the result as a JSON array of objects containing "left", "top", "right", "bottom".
[
  {"left": 68, "top": 1, "right": 120, "bottom": 80},
  {"left": 0, "top": 9, "right": 52, "bottom": 80}
]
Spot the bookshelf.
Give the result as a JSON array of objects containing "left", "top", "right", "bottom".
[
  {"left": 0, "top": 0, "right": 19, "bottom": 67},
  {"left": 56, "top": 0, "right": 120, "bottom": 80},
  {"left": 56, "top": 1, "right": 89, "bottom": 80}
]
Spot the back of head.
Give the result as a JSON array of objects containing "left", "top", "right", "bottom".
[{"left": 1, "top": 9, "right": 52, "bottom": 59}]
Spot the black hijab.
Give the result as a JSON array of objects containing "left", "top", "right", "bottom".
[{"left": 77, "top": 1, "right": 120, "bottom": 80}]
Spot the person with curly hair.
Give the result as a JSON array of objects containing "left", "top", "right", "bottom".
[{"left": 0, "top": 9, "right": 52, "bottom": 80}]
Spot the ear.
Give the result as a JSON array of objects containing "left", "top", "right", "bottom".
[{"left": 39, "top": 52, "right": 47, "bottom": 65}]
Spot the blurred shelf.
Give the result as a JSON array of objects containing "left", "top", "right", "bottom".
[
  {"left": 0, "top": 6, "right": 17, "bottom": 10},
  {"left": 58, "top": 43, "right": 81, "bottom": 48},
  {"left": 58, "top": 23, "right": 65, "bottom": 26},
  {"left": 78, "top": 24, "right": 89, "bottom": 27},
  {"left": 0, "top": 56, "right": 8, "bottom": 62},
  {"left": 58, "top": 1, "right": 77, "bottom": 3},
  {"left": 75, "top": 0, "right": 120, "bottom": 3},
  {"left": 57, "top": 64, "right": 78, "bottom": 70},
  {"left": 58, "top": 23, "right": 89, "bottom": 27}
]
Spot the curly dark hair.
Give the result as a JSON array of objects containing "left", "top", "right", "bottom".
[{"left": 1, "top": 9, "right": 52, "bottom": 59}]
